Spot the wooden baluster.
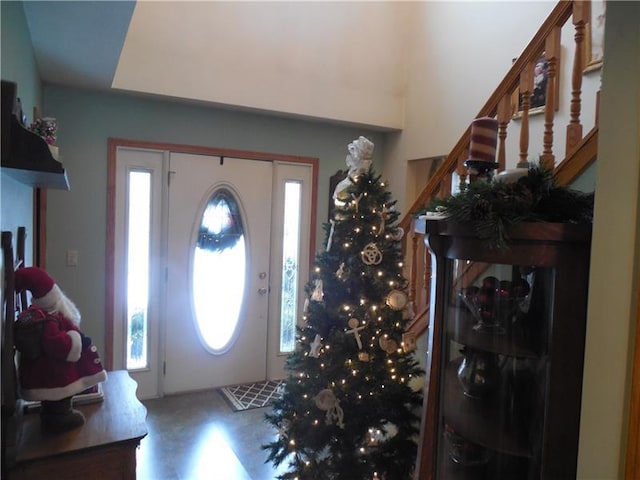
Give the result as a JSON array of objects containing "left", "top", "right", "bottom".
[
  {"left": 458, "top": 151, "right": 468, "bottom": 190},
  {"left": 541, "top": 26, "right": 562, "bottom": 169},
  {"left": 440, "top": 172, "right": 452, "bottom": 198},
  {"left": 497, "top": 94, "right": 512, "bottom": 171},
  {"left": 458, "top": 171, "right": 467, "bottom": 190},
  {"left": 519, "top": 61, "right": 535, "bottom": 164},
  {"left": 409, "top": 228, "right": 418, "bottom": 308},
  {"left": 567, "top": 1, "right": 589, "bottom": 153}
]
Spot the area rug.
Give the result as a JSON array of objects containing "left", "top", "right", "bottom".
[{"left": 219, "top": 380, "right": 284, "bottom": 411}]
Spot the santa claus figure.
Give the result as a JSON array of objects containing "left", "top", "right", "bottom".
[{"left": 13, "top": 267, "right": 108, "bottom": 433}]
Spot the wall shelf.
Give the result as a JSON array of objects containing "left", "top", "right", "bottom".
[{"left": 1, "top": 80, "right": 70, "bottom": 190}]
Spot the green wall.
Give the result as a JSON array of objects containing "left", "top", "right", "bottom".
[
  {"left": 41, "top": 85, "right": 388, "bottom": 354},
  {"left": 0, "top": 0, "right": 42, "bottom": 265}
]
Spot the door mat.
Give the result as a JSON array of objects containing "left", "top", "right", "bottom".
[{"left": 219, "top": 380, "right": 284, "bottom": 411}]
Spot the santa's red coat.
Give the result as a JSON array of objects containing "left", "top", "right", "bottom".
[{"left": 16, "top": 307, "right": 108, "bottom": 401}]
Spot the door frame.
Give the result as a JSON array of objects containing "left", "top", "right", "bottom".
[{"left": 106, "top": 138, "right": 318, "bottom": 375}]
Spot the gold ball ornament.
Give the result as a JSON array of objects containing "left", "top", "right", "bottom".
[
  {"left": 314, "top": 389, "right": 338, "bottom": 411},
  {"left": 386, "top": 289, "right": 409, "bottom": 311},
  {"left": 380, "top": 336, "right": 398, "bottom": 354}
]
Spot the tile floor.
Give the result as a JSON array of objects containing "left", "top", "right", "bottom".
[{"left": 136, "top": 389, "right": 288, "bottom": 480}]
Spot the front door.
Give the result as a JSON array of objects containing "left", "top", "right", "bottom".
[{"left": 163, "top": 152, "right": 272, "bottom": 394}]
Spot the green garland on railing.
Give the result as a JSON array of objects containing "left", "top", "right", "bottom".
[{"left": 417, "top": 166, "right": 594, "bottom": 248}]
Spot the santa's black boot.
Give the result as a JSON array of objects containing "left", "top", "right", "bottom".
[{"left": 40, "top": 397, "right": 85, "bottom": 433}]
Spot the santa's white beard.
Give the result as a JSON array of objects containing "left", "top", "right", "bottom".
[{"left": 52, "top": 289, "right": 82, "bottom": 325}]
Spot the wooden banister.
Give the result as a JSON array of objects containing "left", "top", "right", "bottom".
[
  {"left": 554, "top": 125, "right": 598, "bottom": 185},
  {"left": 401, "top": 1, "right": 574, "bottom": 232},
  {"left": 401, "top": 0, "right": 599, "bottom": 344}
]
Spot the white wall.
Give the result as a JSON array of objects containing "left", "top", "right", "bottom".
[
  {"left": 113, "top": 1, "right": 414, "bottom": 130},
  {"left": 384, "top": 1, "right": 601, "bottom": 214}
]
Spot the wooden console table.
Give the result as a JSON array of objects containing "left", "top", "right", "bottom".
[{"left": 9, "top": 370, "right": 147, "bottom": 480}]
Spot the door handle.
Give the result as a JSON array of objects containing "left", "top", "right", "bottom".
[{"left": 258, "top": 287, "right": 268, "bottom": 295}]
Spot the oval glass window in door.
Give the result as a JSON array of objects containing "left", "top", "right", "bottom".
[{"left": 192, "top": 188, "right": 246, "bottom": 353}]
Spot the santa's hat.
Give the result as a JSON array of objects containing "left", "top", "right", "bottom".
[{"left": 14, "top": 267, "right": 62, "bottom": 312}]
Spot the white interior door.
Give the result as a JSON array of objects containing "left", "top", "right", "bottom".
[{"left": 164, "top": 152, "right": 272, "bottom": 394}]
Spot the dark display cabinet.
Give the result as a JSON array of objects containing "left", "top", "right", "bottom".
[{"left": 415, "top": 219, "right": 591, "bottom": 480}]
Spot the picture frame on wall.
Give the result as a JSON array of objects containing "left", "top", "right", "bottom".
[
  {"left": 584, "top": 0, "right": 606, "bottom": 73},
  {"left": 511, "top": 54, "right": 560, "bottom": 119}
]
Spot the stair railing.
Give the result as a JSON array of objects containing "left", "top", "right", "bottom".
[{"left": 401, "top": 0, "right": 599, "bottom": 338}]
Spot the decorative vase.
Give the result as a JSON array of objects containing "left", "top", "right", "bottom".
[
  {"left": 444, "top": 424, "right": 491, "bottom": 466},
  {"left": 457, "top": 347, "right": 501, "bottom": 398},
  {"left": 48, "top": 144, "right": 59, "bottom": 160}
]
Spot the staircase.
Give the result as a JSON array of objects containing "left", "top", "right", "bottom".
[{"left": 399, "top": 0, "right": 600, "bottom": 340}]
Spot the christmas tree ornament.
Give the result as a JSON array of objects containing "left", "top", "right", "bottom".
[
  {"left": 379, "top": 336, "right": 398, "bottom": 354},
  {"left": 314, "top": 389, "right": 345, "bottom": 428},
  {"left": 378, "top": 205, "right": 389, "bottom": 234},
  {"left": 392, "top": 227, "right": 405, "bottom": 241},
  {"left": 277, "top": 419, "right": 291, "bottom": 439},
  {"left": 385, "top": 339, "right": 399, "bottom": 354},
  {"left": 402, "top": 332, "right": 417, "bottom": 353},
  {"left": 346, "top": 318, "right": 365, "bottom": 350},
  {"left": 332, "top": 136, "right": 374, "bottom": 201},
  {"left": 385, "top": 289, "right": 409, "bottom": 311},
  {"left": 336, "top": 262, "right": 346, "bottom": 280},
  {"left": 326, "top": 219, "right": 336, "bottom": 252},
  {"left": 309, "top": 334, "right": 322, "bottom": 358},
  {"left": 351, "top": 192, "right": 364, "bottom": 212},
  {"left": 358, "top": 351, "right": 371, "bottom": 362},
  {"left": 311, "top": 279, "right": 324, "bottom": 302},
  {"left": 361, "top": 243, "right": 383, "bottom": 265}
]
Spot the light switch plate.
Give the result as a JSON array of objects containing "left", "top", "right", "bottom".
[{"left": 66, "top": 249, "right": 79, "bottom": 266}]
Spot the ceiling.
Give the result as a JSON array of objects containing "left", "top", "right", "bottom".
[
  {"left": 23, "top": 1, "right": 136, "bottom": 92},
  {"left": 21, "top": 1, "right": 411, "bottom": 130}
]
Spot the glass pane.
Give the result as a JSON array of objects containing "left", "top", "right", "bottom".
[
  {"left": 438, "top": 260, "right": 547, "bottom": 478},
  {"left": 126, "top": 170, "right": 151, "bottom": 370},
  {"left": 193, "top": 189, "right": 246, "bottom": 353},
  {"left": 279, "top": 181, "right": 301, "bottom": 353}
]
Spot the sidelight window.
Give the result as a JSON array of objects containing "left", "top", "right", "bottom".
[
  {"left": 279, "top": 181, "right": 302, "bottom": 353},
  {"left": 126, "top": 170, "right": 151, "bottom": 369}
]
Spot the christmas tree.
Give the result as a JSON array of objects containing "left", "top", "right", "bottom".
[{"left": 264, "top": 137, "right": 424, "bottom": 479}]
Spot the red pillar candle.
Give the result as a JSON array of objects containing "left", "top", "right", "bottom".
[
  {"left": 468, "top": 117, "right": 498, "bottom": 163},
  {"left": 464, "top": 117, "right": 499, "bottom": 182}
]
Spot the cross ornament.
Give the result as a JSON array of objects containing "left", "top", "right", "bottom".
[{"left": 346, "top": 318, "right": 365, "bottom": 350}]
